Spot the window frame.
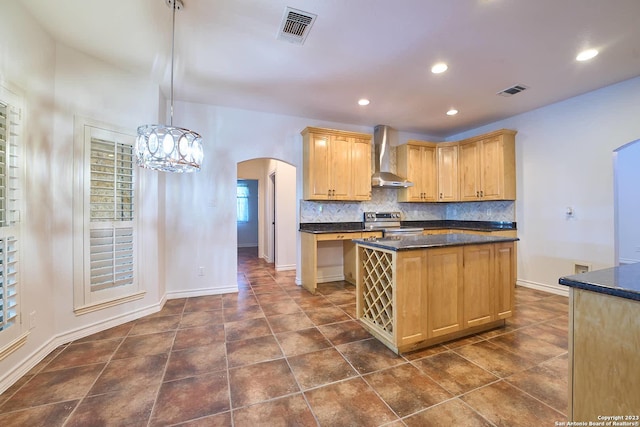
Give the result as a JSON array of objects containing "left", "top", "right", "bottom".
[
  {"left": 73, "top": 118, "right": 144, "bottom": 314},
  {"left": 237, "top": 181, "right": 250, "bottom": 223}
]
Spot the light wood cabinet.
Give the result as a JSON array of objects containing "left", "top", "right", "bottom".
[
  {"left": 395, "top": 250, "right": 429, "bottom": 346},
  {"left": 436, "top": 143, "right": 459, "bottom": 201},
  {"left": 397, "top": 141, "right": 437, "bottom": 202},
  {"left": 459, "top": 129, "right": 516, "bottom": 201},
  {"left": 494, "top": 241, "right": 516, "bottom": 318},
  {"left": 463, "top": 244, "right": 494, "bottom": 328},
  {"left": 301, "top": 127, "right": 371, "bottom": 201}
]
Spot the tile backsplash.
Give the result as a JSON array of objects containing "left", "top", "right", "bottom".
[{"left": 300, "top": 188, "right": 515, "bottom": 223}]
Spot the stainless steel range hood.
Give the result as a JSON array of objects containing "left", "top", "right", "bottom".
[{"left": 371, "top": 125, "right": 414, "bottom": 188}]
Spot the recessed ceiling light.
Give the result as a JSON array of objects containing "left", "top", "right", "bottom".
[
  {"left": 576, "top": 48, "right": 598, "bottom": 61},
  {"left": 446, "top": 109, "right": 458, "bottom": 116},
  {"left": 358, "top": 98, "right": 370, "bottom": 106},
  {"left": 431, "top": 62, "right": 448, "bottom": 74}
]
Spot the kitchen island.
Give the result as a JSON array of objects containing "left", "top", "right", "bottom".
[
  {"left": 353, "top": 234, "right": 518, "bottom": 354},
  {"left": 559, "top": 264, "right": 640, "bottom": 422}
]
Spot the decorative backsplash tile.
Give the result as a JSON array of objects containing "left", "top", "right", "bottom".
[{"left": 300, "top": 189, "right": 515, "bottom": 223}]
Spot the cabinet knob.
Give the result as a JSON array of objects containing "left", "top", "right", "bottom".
[
  {"left": 440, "top": 192, "right": 443, "bottom": 199},
  {"left": 476, "top": 191, "right": 480, "bottom": 197},
  {"left": 480, "top": 190, "right": 484, "bottom": 197}
]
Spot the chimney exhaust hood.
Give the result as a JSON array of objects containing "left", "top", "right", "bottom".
[{"left": 371, "top": 125, "right": 413, "bottom": 188}]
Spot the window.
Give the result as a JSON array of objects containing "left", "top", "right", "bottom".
[
  {"left": 73, "top": 119, "right": 143, "bottom": 314},
  {"left": 237, "top": 181, "right": 250, "bottom": 223},
  {"left": 0, "top": 82, "right": 26, "bottom": 358}
]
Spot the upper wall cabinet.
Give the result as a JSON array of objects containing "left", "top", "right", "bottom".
[
  {"left": 437, "top": 143, "right": 459, "bottom": 202},
  {"left": 459, "top": 129, "right": 517, "bottom": 201},
  {"left": 302, "top": 127, "right": 372, "bottom": 201},
  {"left": 397, "top": 141, "right": 437, "bottom": 202}
]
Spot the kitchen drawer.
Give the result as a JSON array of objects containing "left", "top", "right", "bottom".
[{"left": 316, "top": 232, "right": 362, "bottom": 241}]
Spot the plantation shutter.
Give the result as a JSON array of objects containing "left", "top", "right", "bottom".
[
  {"left": 89, "top": 138, "right": 134, "bottom": 292},
  {"left": 0, "top": 95, "right": 21, "bottom": 337}
]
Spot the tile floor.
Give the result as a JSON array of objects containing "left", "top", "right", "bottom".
[{"left": 0, "top": 247, "right": 570, "bottom": 426}]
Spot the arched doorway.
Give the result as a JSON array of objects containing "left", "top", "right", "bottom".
[{"left": 237, "top": 158, "right": 297, "bottom": 271}]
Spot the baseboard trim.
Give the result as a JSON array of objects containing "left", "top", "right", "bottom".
[
  {"left": 0, "top": 300, "right": 164, "bottom": 395},
  {"left": 275, "top": 264, "right": 296, "bottom": 272},
  {"left": 316, "top": 274, "right": 345, "bottom": 284},
  {"left": 166, "top": 286, "right": 238, "bottom": 299},
  {"left": 237, "top": 243, "right": 258, "bottom": 248},
  {"left": 517, "top": 279, "right": 569, "bottom": 297}
]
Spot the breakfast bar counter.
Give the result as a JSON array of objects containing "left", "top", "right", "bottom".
[{"left": 353, "top": 234, "right": 518, "bottom": 354}]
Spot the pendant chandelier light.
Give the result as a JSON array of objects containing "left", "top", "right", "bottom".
[{"left": 136, "top": 0, "right": 203, "bottom": 173}]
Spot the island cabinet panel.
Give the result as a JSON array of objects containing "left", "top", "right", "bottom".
[
  {"left": 426, "top": 247, "right": 464, "bottom": 338},
  {"left": 494, "top": 242, "right": 516, "bottom": 318},
  {"left": 462, "top": 244, "right": 494, "bottom": 328},
  {"left": 302, "top": 127, "right": 372, "bottom": 201},
  {"left": 395, "top": 250, "right": 428, "bottom": 346}
]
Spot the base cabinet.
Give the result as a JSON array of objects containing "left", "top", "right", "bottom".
[{"left": 357, "top": 241, "right": 516, "bottom": 353}]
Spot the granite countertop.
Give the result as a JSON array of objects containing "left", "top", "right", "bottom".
[
  {"left": 352, "top": 233, "right": 519, "bottom": 251},
  {"left": 299, "top": 220, "right": 517, "bottom": 234},
  {"left": 559, "top": 263, "right": 640, "bottom": 302}
]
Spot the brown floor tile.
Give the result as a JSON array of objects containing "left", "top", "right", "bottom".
[
  {"left": 288, "top": 348, "right": 358, "bottom": 390},
  {"left": 184, "top": 295, "right": 223, "bottom": 312},
  {"left": 223, "top": 304, "right": 265, "bottom": 322},
  {"left": 73, "top": 322, "right": 134, "bottom": 344},
  {"left": 222, "top": 292, "right": 258, "bottom": 309},
  {"left": 0, "top": 375, "right": 32, "bottom": 407},
  {"left": 506, "top": 354, "right": 568, "bottom": 414},
  {"left": 474, "top": 324, "right": 519, "bottom": 339},
  {"left": 544, "top": 315, "right": 569, "bottom": 333},
  {"left": 252, "top": 284, "right": 285, "bottom": 294},
  {"left": 454, "top": 340, "right": 537, "bottom": 378},
  {"left": 150, "top": 371, "right": 230, "bottom": 426},
  {"left": 90, "top": 353, "right": 168, "bottom": 395},
  {"left": 226, "top": 335, "right": 283, "bottom": 368},
  {"left": 337, "top": 303, "right": 356, "bottom": 318},
  {"left": 323, "top": 291, "right": 356, "bottom": 306},
  {"left": 404, "top": 398, "right": 493, "bottom": 427},
  {"left": 276, "top": 327, "right": 332, "bottom": 357},
  {"left": 266, "top": 311, "right": 315, "bottom": 333},
  {"left": 337, "top": 338, "right": 404, "bottom": 374},
  {"left": 514, "top": 286, "right": 552, "bottom": 303},
  {"left": 461, "top": 380, "right": 564, "bottom": 426},
  {"left": 149, "top": 298, "right": 186, "bottom": 317},
  {"left": 532, "top": 298, "right": 569, "bottom": 313},
  {"left": 364, "top": 364, "right": 452, "bottom": 417},
  {"left": 295, "top": 295, "right": 334, "bottom": 310},
  {"left": 179, "top": 310, "right": 225, "bottom": 329},
  {"left": 412, "top": 351, "right": 498, "bottom": 395},
  {"left": 305, "top": 306, "right": 352, "bottom": 326},
  {"left": 260, "top": 300, "right": 304, "bottom": 316},
  {"left": 42, "top": 339, "right": 121, "bottom": 372},
  {"left": 402, "top": 344, "right": 448, "bottom": 361},
  {"left": 164, "top": 344, "right": 227, "bottom": 381},
  {"left": 225, "top": 317, "right": 272, "bottom": 342},
  {"left": 1, "top": 364, "right": 105, "bottom": 412},
  {"left": 113, "top": 331, "right": 175, "bottom": 359},
  {"left": 173, "top": 324, "right": 225, "bottom": 350},
  {"left": 229, "top": 359, "right": 299, "bottom": 408},
  {"left": 232, "top": 394, "right": 317, "bottom": 427},
  {"left": 488, "top": 330, "right": 566, "bottom": 364},
  {"left": 305, "top": 377, "right": 398, "bottom": 426},
  {"left": 442, "top": 334, "right": 485, "bottom": 349},
  {"left": 66, "top": 385, "right": 157, "bottom": 427},
  {"left": 515, "top": 321, "right": 568, "bottom": 349},
  {"left": 0, "top": 400, "right": 78, "bottom": 427},
  {"left": 318, "top": 320, "right": 372, "bottom": 345},
  {"left": 24, "top": 345, "right": 67, "bottom": 376},
  {"left": 129, "top": 315, "right": 181, "bottom": 336},
  {"left": 177, "top": 411, "right": 232, "bottom": 426},
  {"left": 507, "top": 304, "right": 559, "bottom": 328}
]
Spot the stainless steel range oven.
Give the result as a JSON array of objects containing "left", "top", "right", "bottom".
[{"left": 363, "top": 212, "right": 424, "bottom": 237}]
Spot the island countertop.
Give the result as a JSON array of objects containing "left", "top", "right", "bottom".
[
  {"left": 299, "top": 220, "right": 516, "bottom": 234},
  {"left": 353, "top": 233, "right": 519, "bottom": 251},
  {"left": 559, "top": 262, "right": 640, "bottom": 302}
]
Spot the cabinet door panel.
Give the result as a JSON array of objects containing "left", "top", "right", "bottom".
[
  {"left": 331, "top": 135, "right": 352, "bottom": 199},
  {"left": 480, "top": 136, "right": 504, "bottom": 199},
  {"left": 437, "top": 145, "right": 458, "bottom": 201},
  {"left": 396, "top": 250, "right": 428, "bottom": 345},
  {"left": 494, "top": 242, "right": 515, "bottom": 318},
  {"left": 352, "top": 137, "right": 372, "bottom": 200},
  {"left": 427, "top": 247, "right": 464, "bottom": 337},
  {"left": 406, "top": 145, "right": 424, "bottom": 201},
  {"left": 421, "top": 146, "right": 438, "bottom": 201},
  {"left": 459, "top": 141, "right": 480, "bottom": 201},
  {"left": 308, "top": 134, "right": 331, "bottom": 199},
  {"left": 463, "top": 245, "right": 494, "bottom": 327}
]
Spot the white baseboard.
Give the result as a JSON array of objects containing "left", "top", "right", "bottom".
[
  {"left": 619, "top": 257, "right": 640, "bottom": 265},
  {"left": 237, "top": 243, "right": 258, "bottom": 248},
  {"left": 0, "top": 300, "right": 164, "bottom": 395},
  {"left": 516, "top": 279, "right": 569, "bottom": 297},
  {"left": 166, "top": 285, "right": 238, "bottom": 299},
  {"left": 316, "top": 273, "right": 345, "bottom": 283},
  {"left": 275, "top": 264, "right": 296, "bottom": 272}
]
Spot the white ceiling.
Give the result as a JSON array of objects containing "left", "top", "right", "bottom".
[{"left": 17, "top": 0, "right": 640, "bottom": 137}]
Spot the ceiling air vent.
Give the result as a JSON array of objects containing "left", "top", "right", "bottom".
[
  {"left": 497, "top": 84, "right": 529, "bottom": 97},
  {"left": 277, "top": 7, "right": 317, "bottom": 45}
]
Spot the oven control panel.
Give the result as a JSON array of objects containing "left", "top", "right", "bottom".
[{"left": 364, "top": 211, "right": 402, "bottom": 222}]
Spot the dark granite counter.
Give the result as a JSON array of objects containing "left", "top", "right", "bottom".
[
  {"left": 559, "top": 262, "right": 640, "bottom": 302},
  {"left": 353, "top": 233, "right": 518, "bottom": 252},
  {"left": 299, "top": 220, "right": 517, "bottom": 234}
]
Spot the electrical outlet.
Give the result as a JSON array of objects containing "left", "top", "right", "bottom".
[{"left": 198, "top": 267, "right": 205, "bottom": 276}]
